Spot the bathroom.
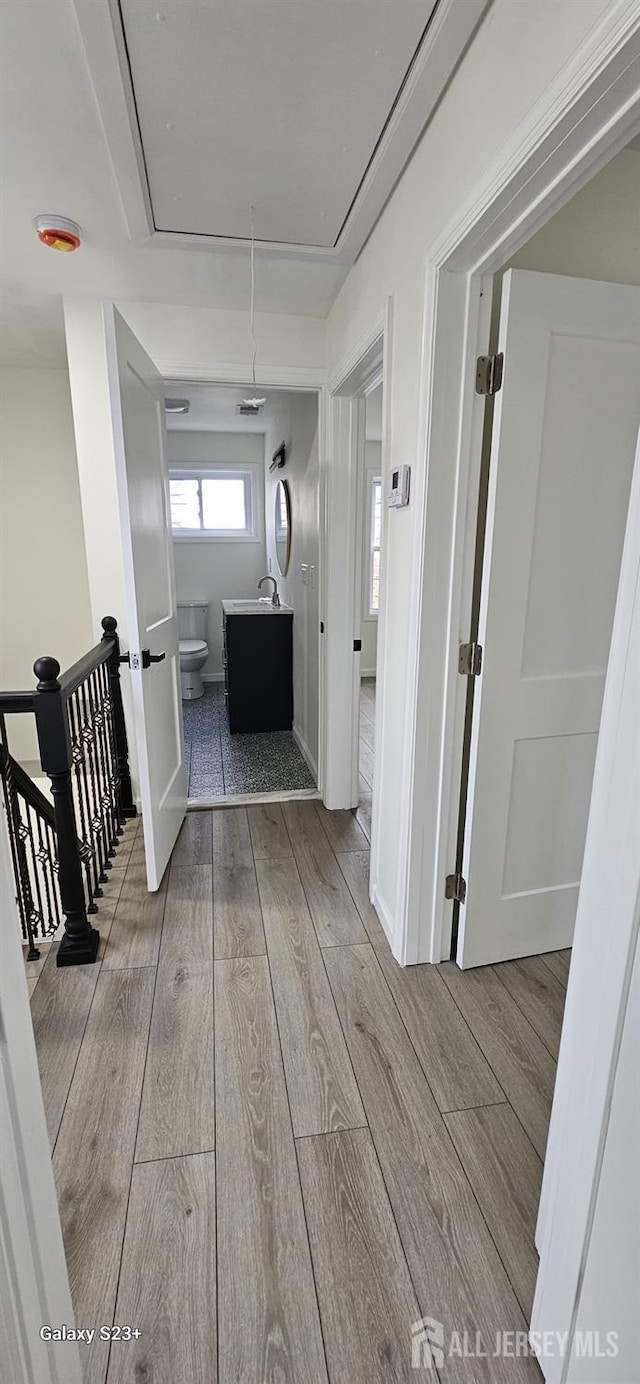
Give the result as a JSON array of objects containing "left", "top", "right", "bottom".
[{"left": 166, "top": 383, "right": 320, "bottom": 802}]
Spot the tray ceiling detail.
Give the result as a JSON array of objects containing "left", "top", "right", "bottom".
[
  {"left": 119, "top": 0, "right": 435, "bottom": 248},
  {"left": 74, "top": 0, "right": 489, "bottom": 261}
]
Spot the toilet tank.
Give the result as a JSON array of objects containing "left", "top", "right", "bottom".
[{"left": 177, "top": 602, "right": 209, "bottom": 640}]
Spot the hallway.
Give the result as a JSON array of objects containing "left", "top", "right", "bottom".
[{"left": 28, "top": 805, "right": 568, "bottom": 1383}]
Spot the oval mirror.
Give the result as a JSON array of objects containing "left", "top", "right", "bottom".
[{"left": 275, "top": 479, "right": 291, "bottom": 577}]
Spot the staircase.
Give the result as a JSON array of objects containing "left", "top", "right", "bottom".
[{"left": 0, "top": 617, "right": 136, "bottom": 966}]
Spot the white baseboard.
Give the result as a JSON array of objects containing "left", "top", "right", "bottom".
[
  {"left": 292, "top": 722, "right": 318, "bottom": 781},
  {"left": 360, "top": 668, "right": 376, "bottom": 679},
  {"left": 371, "top": 882, "right": 395, "bottom": 953},
  {"left": 202, "top": 673, "right": 224, "bottom": 683}
]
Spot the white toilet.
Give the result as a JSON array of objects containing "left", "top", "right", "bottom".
[{"left": 178, "top": 602, "right": 210, "bottom": 700}]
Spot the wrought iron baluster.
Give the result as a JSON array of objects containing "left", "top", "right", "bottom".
[
  {"left": 98, "top": 659, "right": 122, "bottom": 843},
  {"left": 23, "top": 801, "right": 46, "bottom": 944},
  {"left": 0, "top": 730, "right": 41, "bottom": 959},
  {"left": 33, "top": 803, "right": 54, "bottom": 935},
  {"left": 67, "top": 689, "right": 99, "bottom": 912},
  {"left": 79, "top": 676, "right": 109, "bottom": 884},
  {"left": 90, "top": 662, "right": 118, "bottom": 863},
  {"left": 33, "top": 657, "right": 99, "bottom": 967},
  {"left": 101, "top": 656, "right": 123, "bottom": 834}
]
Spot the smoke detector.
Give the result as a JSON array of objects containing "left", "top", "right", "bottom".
[{"left": 34, "top": 215, "right": 81, "bottom": 252}]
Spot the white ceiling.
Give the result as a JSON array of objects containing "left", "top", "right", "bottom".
[
  {"left": 120, "top": 0, "right": 436, "bottom": 248},
  {"left": 164, "top": 384, "right": 303, "bottom": 433},
  {"left": 0, "top": 0, "right": 479, "bottom": 366}
]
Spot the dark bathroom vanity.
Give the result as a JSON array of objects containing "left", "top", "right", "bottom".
[{"left": 222, "top": 600, "right": 294, "bottom": 733}]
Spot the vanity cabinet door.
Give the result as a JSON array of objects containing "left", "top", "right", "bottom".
[{"left": 225, "top": 614, "right": 293, "bottom": 733}]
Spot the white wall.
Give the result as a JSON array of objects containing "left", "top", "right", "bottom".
[
  {"left": 491, "top": 146, "right": 640, "bottom": 338},
  {"left": 118, "top": 301, "right": 326, "bottom": 379},
  {"left": 510, "top": 147, "right": 640, "bottom": 285},
  {"left": 168, "top": 430, "right": 266, "bottom": 675},
  {"left": 324, "top": 0, "right": 618, "bottom": 940},
  {"left": 0, "top": 367, "right": 92, "bottom": 762},
  {"left": 264, "top": 395, "right": 319, "bottom": 775},
  {"left": 361, "top": 440, "right": 381, "bottom": 677}
]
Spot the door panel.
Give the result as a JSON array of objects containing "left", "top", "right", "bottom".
[
  {"left": 106, "top": 305, "right": 186, "bottom": 888},
  {"left": 458, "top": 270, "right": 640, "bottom": 967}
]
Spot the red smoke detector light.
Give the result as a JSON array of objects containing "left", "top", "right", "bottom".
[{"left": 34, "top": 215, "right": 82, "bottom": 252}]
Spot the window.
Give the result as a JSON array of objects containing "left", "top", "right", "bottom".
[
  {"left": 368, "top": 476, "right": 382, "bottom": 615},
  {"left": 169, "top": 468, "right": 259, "bottom": 540}
]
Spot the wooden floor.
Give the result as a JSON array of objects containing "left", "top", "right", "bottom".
[
  {"left": 357, "top": 677, "right": 376, "bottom": 841},
  {"left": 28, "top": 805, "right": 571, "bottom": 1384}
]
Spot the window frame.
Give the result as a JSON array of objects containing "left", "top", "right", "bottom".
[
  {"left": 365, "top": 473, "right": 382, "bottom": 618},
  {"left": 169, "top": 464, "right": 262, "bottom": 543}
]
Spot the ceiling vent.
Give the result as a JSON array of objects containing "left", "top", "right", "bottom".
[{"left": 237, "top": 401, "right": 263, "bottom": 416}]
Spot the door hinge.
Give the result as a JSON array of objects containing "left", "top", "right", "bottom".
[
  {"left": 476, "top": 352, "right": 504, "bottom": 395},
  {"left": 458, "top": 641, "right": 483, "bottom": 676},
  {"left": 445, "top": 872, "right": 467, "bottom": 904}
]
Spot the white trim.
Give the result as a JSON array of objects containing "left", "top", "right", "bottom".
[
  {"left": 360, "top": 667, "right": 377, "bottom": 678},
  {"left": 365, "top": 473, "right": 382, "bottom": 619},
  {"left": 399, "top": 0, "right": 640, "bottom": 966},
  {"left": 323, "top": 393, "right": 366, "bottom": 810},
  {"left": 173, "top": 534, "right": 263, "bottom": 545},
  {"left": 371, "top": 881, "right": 394, "bottom": 950},
  {"left": 188, "top": 787, "right": 320, "bottom": 809},
  {"left": 160, "top": 363, "right": 327, "bottom": 390},
  {"left": 292, "top": 722, "right": 318, "bottom": 781},
  {"left": 72, "top": 0, "right": 488, "bottom": 266},
  {"left": 324, "top": 300, "right": 392, "bottom": 955},
  {"left": 532, "top": 425, "right": 640, "bottom": 1383},
  {"left": 327, "top": 314, "right": 386, "bottom": 397},
  {"left": 163, "top": 367, "right": 326, "bottom": 808},
  {"left": 0, "top": 812, "right": 82, "bottom": 1384},
  {"left": 201, "top": 673, "right": 225, "bottom": 684}
]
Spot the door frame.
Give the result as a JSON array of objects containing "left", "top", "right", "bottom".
[
  {"left": 160, "top": 366, "right": 327, "bottom": 797},
  {"left": 324, "top": 302, "right": 392, "bottom": 929},
  {"left": 403, "top": 0, "right": 640, "bottom": 966}
]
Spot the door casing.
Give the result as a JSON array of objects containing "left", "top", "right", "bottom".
[
  {"left": 324, "top": 303, "right": 393, "bottom": 944},
  {"left": 402, "top": 3, "right": 640, "bottom": 968}
]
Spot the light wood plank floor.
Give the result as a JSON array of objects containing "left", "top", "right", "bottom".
[
  {"left": 28, "top": 808, "right": 571, "bottom": 1383},
  {"left": 357, "top": 678, "right": 376, "bottom": 841}
]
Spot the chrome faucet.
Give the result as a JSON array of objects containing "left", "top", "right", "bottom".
[{"left": 258, "top": 574, "right": 280, "bottom": 607}]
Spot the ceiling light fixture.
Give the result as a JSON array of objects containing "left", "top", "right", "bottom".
[
  {"left": 243, "top": 204, "right": 267, "bottom": 409},
  {"left": 164, "top": 397, "right": 190, "bottom": 414}
]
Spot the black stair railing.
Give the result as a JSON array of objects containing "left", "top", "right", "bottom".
[
  {"left": 0, "top": 740, "right": 60, "bottom": 961},
  {"left": 0, "top": 616, "right": 136, "bottom": 967}
]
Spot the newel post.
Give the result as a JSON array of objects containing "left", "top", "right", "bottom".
[
  {"left": 33, "top": 657, "right": 99, "bottom": 967},
  {"left": 101, "top": 616, "right": 136, "bottom": 820}
]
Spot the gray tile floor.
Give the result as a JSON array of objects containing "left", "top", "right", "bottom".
[{"left": 183, "top": 683, "right": 316, "bottom": 797}]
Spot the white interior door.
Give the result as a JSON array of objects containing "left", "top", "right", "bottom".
[
  {"left": 105, "top": 305, "right": 186, "bottom": 888},
  {"left": 458, "top": 270, "right": 640, "bottom": 968}
]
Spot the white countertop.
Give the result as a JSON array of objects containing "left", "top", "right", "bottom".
[{"left": 222, "top": 599, "right": 293, "bottom": 616}]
